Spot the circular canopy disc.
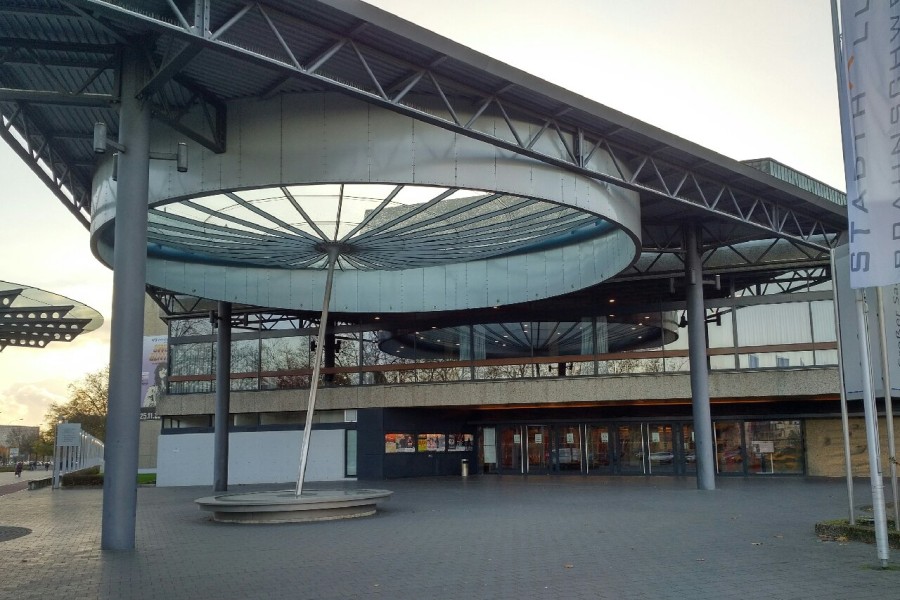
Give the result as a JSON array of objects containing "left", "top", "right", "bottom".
[{"left": 0, "top": 281, "right": 103, "bottom": 350}]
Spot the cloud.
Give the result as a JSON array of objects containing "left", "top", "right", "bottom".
[{"left": 0, "top": 382, "right": 67, "bottom": 428}]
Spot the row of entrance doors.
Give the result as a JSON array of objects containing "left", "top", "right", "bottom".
[{"left": 493, "top": 423, "right": 697, "bottom": 475}]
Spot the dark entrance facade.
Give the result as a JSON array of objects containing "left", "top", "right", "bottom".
[{"left": 360, "top": 407, "right": 808, "bottom": 479}]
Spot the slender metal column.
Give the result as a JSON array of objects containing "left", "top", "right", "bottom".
[
  {"left": 214, "top": 301, "right": 232, "bottom": 492},
  {"left": 685, "top": 224, "right": 716, "bottom": 490},
  {"left": 875, "top": 289, "right": 899, "bottom": 529},
  {"left": 101, "top": 46, "right": 150, "bottom": 551},
  {"left": 830, "top": 250, "right": 855, "bottom": 524},
  {"left": 856, "top": 289, "right": 890, "bottom": 566},
  {"left": 295, "top": 248, "right": 339, "bottom": 496}
]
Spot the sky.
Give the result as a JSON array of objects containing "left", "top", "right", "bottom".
[{"left": 0, "top": 0, "right": 844, "bottom": 427}]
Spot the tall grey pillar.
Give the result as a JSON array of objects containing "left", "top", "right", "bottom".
[
  {"left": 102, "top": 46, "right": 151, "bottom": 550},
  {"left": 214, "top": 301, "right": 232, "bottom": 492},
  {"left": 685, "top": 224, "right": 716, "bottom": 490}
]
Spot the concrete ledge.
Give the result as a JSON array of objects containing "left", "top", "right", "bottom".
[
  {"left": 195, "top": 488, "right": 392, "bottom": 523},
  {"left": 27, "top": 477, "right": 53, "bottom": 491}
]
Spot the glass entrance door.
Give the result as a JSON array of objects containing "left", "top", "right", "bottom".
[
  {"left": 586, "top": 425, "right": 612, "bottom": 474},
  {"left": 526, "top": 425, "right": 550, "bottom": 473},
  {"left": 680, "top": 424, "right": 696, "bottom": 475},
  {"left": 645, "top": 423, "right": 675, "bottom": 474},
  {"left": 616, "top": 424, "right": 645, "bottom": 473},
  {"left": 615, "top": 422, "right": 681, "bottom": 475},
  {"left": 553, "top": 425, "right": 582, "bottom": 472},
  {"left": 498, "top": 426, "right": 523, "bottom": 473}
]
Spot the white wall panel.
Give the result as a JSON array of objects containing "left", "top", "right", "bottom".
[{"left": 156, "top": 429, "right": 347, "bottom": 487}]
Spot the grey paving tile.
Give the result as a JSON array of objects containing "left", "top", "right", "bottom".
[{"left": 0, "top": 476, "right": 899, "bottom": 599}]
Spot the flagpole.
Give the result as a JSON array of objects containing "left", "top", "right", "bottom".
[
  {"left": 875, "top": 288, "right": 899, "bottom": 530},
  {"left": 830, "top": 248, "right": 855, "bottom": 524},
  {"left": 856, "top": 289, "right": 890, "bottom": 567}
]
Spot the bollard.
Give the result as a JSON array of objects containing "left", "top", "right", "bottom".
[{"left": 461, "top": 458, "right": 469, "bottom": 477}]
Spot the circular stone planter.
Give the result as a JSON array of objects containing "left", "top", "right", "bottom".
[{"left": 195, "top": 488, "right": 393, "bottom": 523}]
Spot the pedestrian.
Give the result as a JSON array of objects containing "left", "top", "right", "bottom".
[{"left": 14, "top": 462, "right": 23, "bottom": 478}]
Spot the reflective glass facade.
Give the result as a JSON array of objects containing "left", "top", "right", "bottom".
[{"left": 166, "top": 290, "right": 837, "bottom": 393}]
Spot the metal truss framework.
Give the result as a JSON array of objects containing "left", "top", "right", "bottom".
[
  {"left": 614, "top": 221, "right": 833, "bottom": 284},
  {"left": 0, "top": 0, "right": 845, "bottom": 251},
  {"left": 0, "top": 6, "right": 225, "bottom": 228},
  {"left": 0, "top": 102, "right": 94, "bottom": 228}
]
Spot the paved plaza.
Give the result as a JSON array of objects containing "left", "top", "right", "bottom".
[{"left": 1, "top": 473, "right": 898, "bottom": 599}]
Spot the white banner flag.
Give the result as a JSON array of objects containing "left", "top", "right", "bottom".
[{"left": 839, "top": 2, "right": 900, "bottom": 288}]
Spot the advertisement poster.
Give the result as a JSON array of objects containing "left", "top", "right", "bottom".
[
  {"left": 447, "top": 433, "right": 474, "bottom": 452},
  {"left": 141, "top": 335, "right": 168, "bottom": 409},
  {"left": 385, "top": 433, "right": 415, "bottom": 453},
  {"left": 418, "top": 433, "right": 445, "bottom": 452}
]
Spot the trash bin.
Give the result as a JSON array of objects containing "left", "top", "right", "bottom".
[{"left": 461, "top": 458, "right": 469, "bottom": 477}]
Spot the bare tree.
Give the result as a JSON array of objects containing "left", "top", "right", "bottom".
[
  {"left": 44, "top": 366, "right": 108, "bottom": 441},
  {"left": 5, "top": 426, "right": 39, "bottom": 461}
]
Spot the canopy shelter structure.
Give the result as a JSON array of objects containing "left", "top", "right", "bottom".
[
  {"left": 0, "top": 281, "right": 103, "bottom": 352},
  {"left": 1, "top": 0, "right": 848, "bottom": 550}
]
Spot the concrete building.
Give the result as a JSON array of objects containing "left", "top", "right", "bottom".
[{"left": 3, "top": 0, "right": 876, "bottom": 549}]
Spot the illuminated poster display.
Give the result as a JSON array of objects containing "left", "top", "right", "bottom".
[
  {"left": 447, "top": 434, "right": 474, "bottom": 452},
  {"left": 418, "top": 433, "right": 445, "bottom": 452},
  {"left": 141, "top": 335, "right": 168, "bottom": 408},
  {"left": 385, "top": 433, "right": 415, "bottom": 453}
]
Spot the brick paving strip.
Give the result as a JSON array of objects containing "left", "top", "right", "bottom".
[{"left": 0, "top": 481, "right": 27, "bottom": 496}]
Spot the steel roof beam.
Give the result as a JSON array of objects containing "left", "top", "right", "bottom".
[
  {"left": 0, "top": 88, "right": 116, "bottom": 107},
  {"left": 152, "top": 74, "right": 226, "bottom": 153},
  {"left": 0, "top": 38, "right": 119, "bottom": 54},
  {"left": 137, "top": 44, "right": 203, "bottom": 99}
]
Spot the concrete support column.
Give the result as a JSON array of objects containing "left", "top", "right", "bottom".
[
  {"left": 685, "top": 224, "right": 716, "bottom": 491},
  {"left": 214, "top": 301, "right": 232, "bottom": 492},
  {"left": 101, "top": 46, "right": 150, "bottom": 551}
]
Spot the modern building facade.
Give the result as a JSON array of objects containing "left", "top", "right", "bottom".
[
  {"left": 150, "top": 236, "right": 896, "bottom": 486},
  {"left": 3, "top": 4, "right": 880, "bottom": 554}
]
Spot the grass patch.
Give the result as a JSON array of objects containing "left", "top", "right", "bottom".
[
  {"left": 816, "top": 518, "right": 900, "bottom": 549},
  {"left": 137, "top": 473, "right": 156, "bottom": 485}
]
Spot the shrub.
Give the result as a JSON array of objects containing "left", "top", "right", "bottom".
[{"left": 61, "top": 466, "right": 103, "bottom": 487}]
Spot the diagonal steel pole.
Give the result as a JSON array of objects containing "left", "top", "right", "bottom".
[{"left": 295, "top": 246, "right": 339, "bottom": 497}]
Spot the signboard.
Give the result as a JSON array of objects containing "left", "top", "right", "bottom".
[
  {"left": 140, "top": 335, "right": 168, "bottom": 408},
  {"left": 483, "top": 428, "right": 496, "bottom": 464},
  {"left": 839, "top": 2, "right": 900, "bottom": 288},
  {"left": 56, "top": 423, "right": 82, "bottom": 447},
  {"left": 9, "top": 447, "right": 18, "bottom": 458},
  {"left": 834, "top": 244, "right": 900, "bottom": 400},
  {"left": 751, "top": 440, "right": 775, "bottom": 454}
]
